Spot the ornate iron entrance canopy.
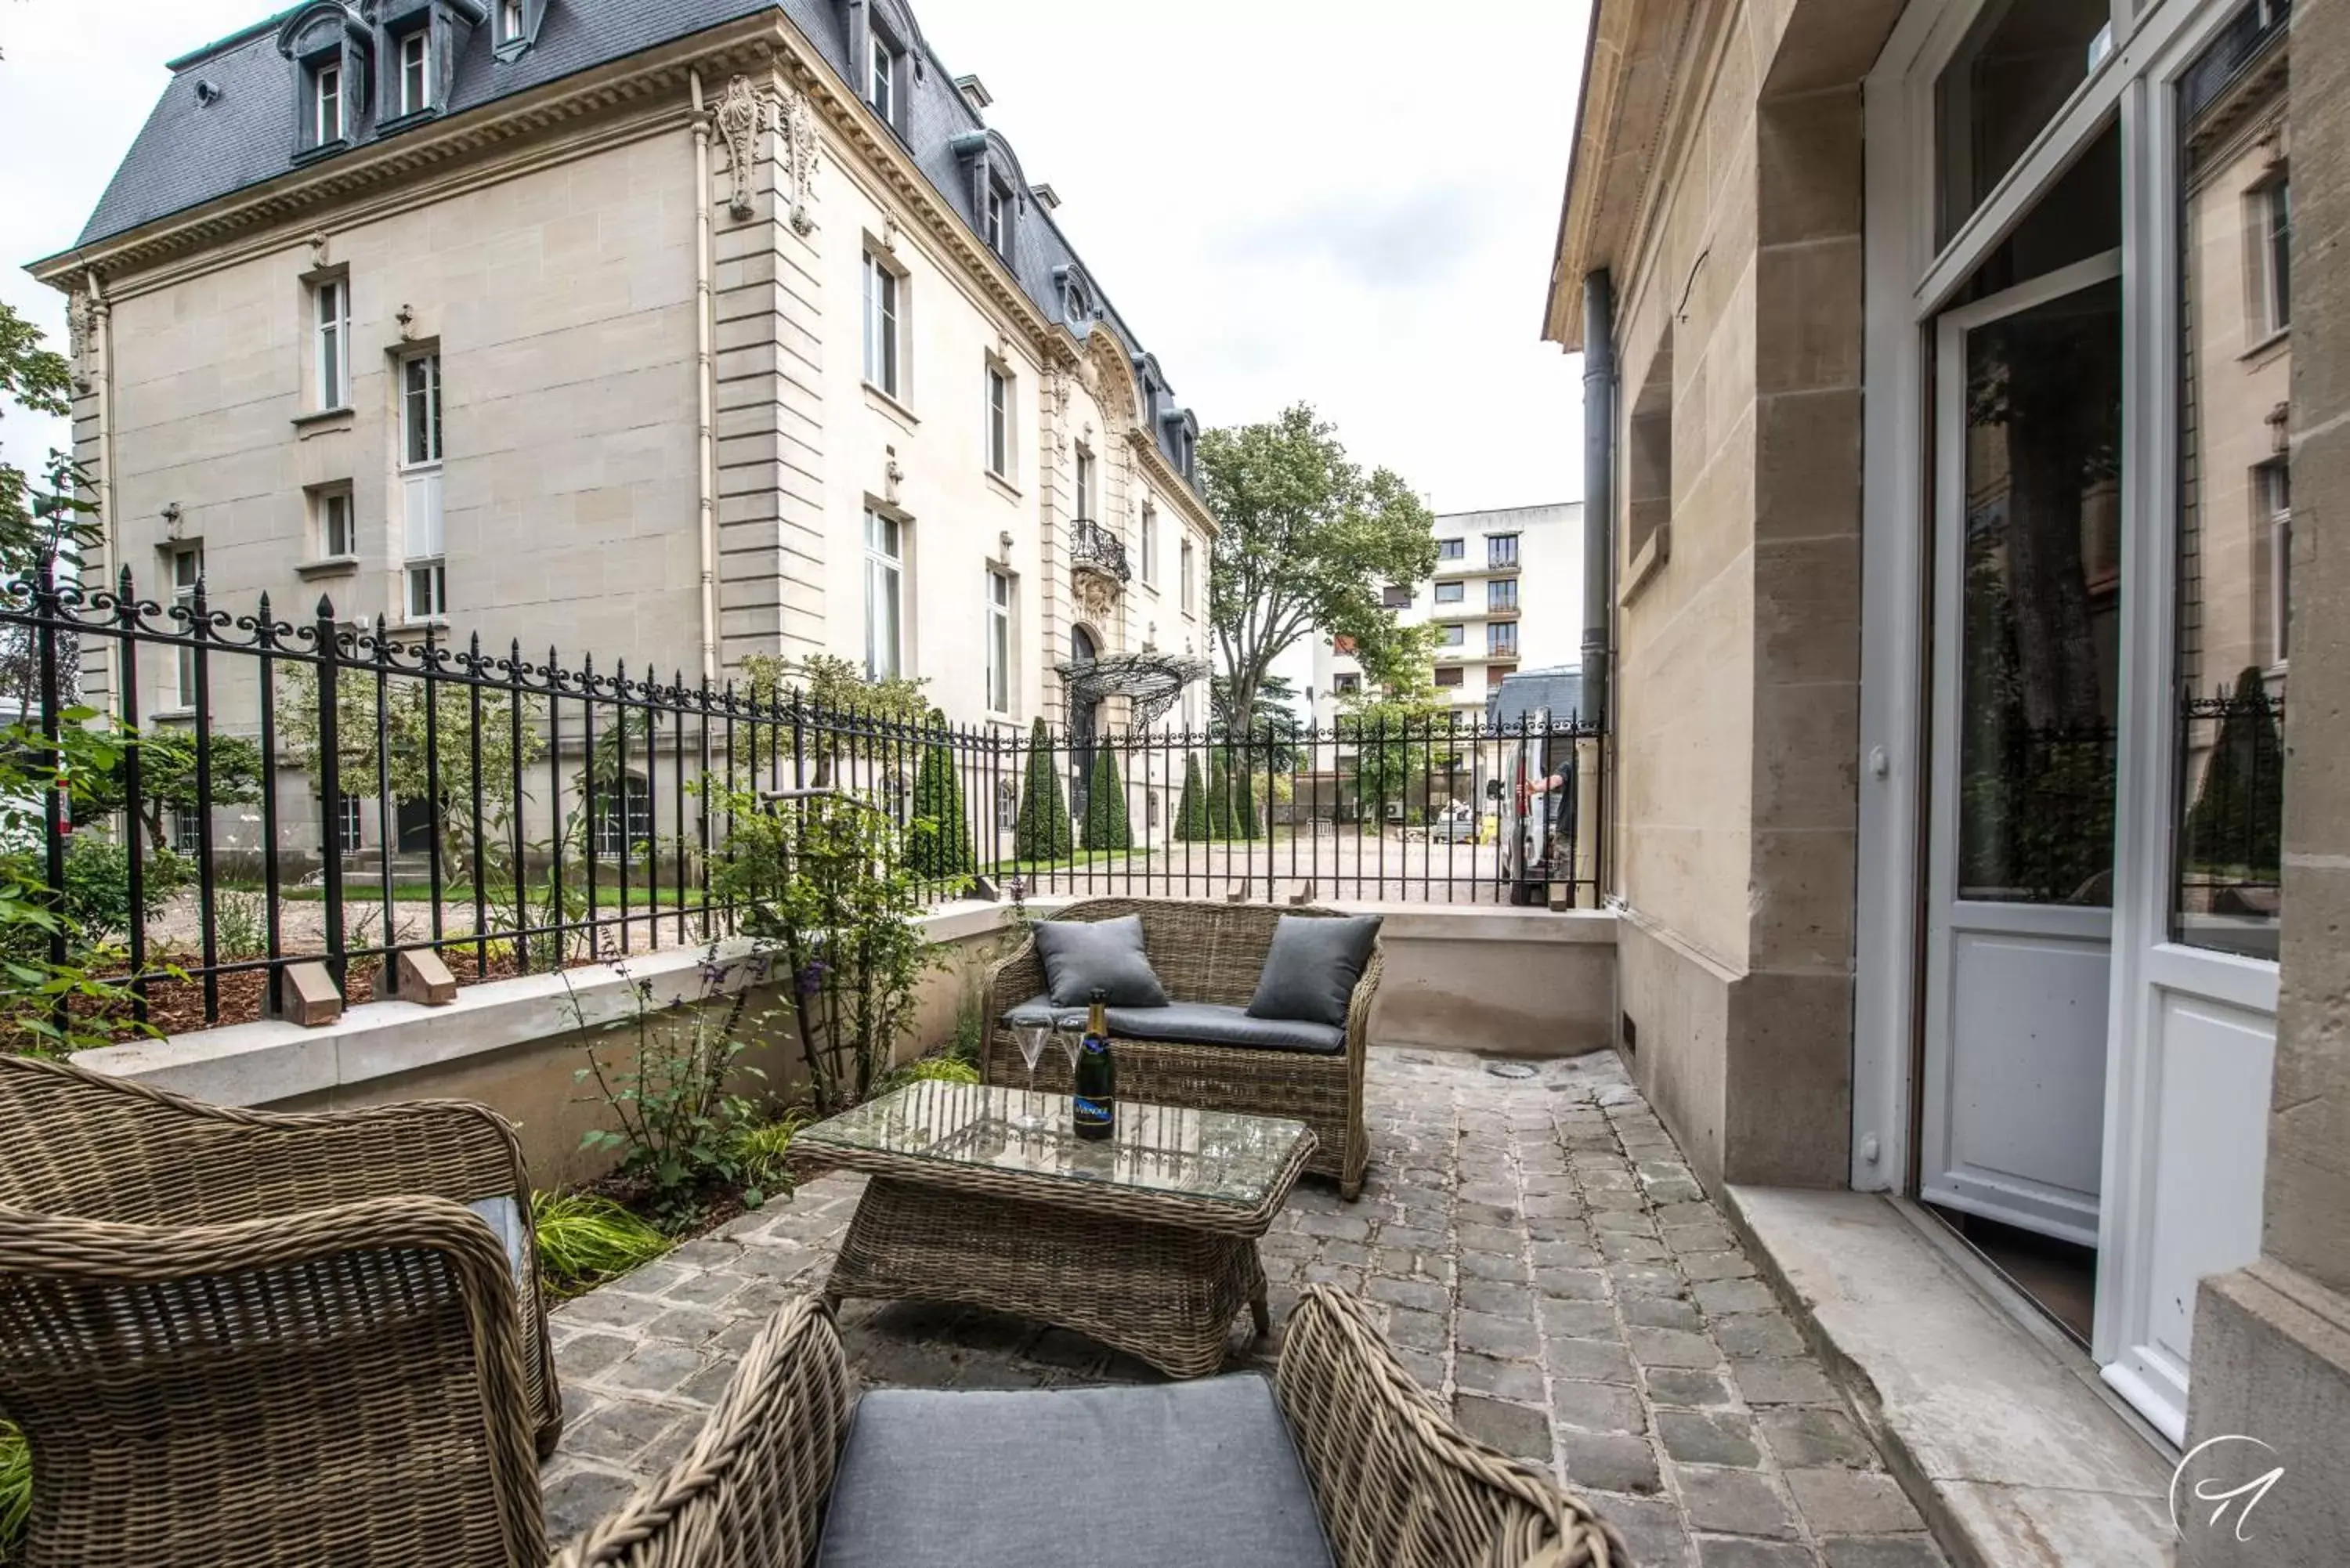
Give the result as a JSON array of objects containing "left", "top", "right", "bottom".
[{"left": 1058, "top": 652, "right": 1209, "bottom": 729}]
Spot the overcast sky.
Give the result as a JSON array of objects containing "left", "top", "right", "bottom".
[{"left": 0, "top": 0, "right": 1589, "bottom": 695}]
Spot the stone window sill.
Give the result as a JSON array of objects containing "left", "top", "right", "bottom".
[
  {"left": 984, "top": 469, "right": 1021, "bottom": 502},
  {"left": 1618, "top": 524, "right": 1671, "bottom": 609},
  {"left": 2241, "top": 325, "right": 2290, "bottom": 362},
  {"left": 292, "top": 406, "right": 355, "bottom": 431},
  {"left": 863, "top": 382, "right": 919, "bottom": 428},
  {"left": 296, "top": 556, "right": 360, "bottom": 580}
]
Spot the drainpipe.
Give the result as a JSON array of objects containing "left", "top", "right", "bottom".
[
  {"left": 689, "top": 70, "right": 721, "bottom": 684},
  {"left": 1576, "top": 269, "right": 1616, "bottom": 909},
  {"left": 1580, "top": 269, "right": 1615, "bottom": 727}
]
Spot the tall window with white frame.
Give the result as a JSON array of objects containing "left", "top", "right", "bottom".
[
  {"left": 396, "top": 27, "right": 430, "bottom": 116},
  {"left": 2262, "top": 459, "right": 2291, "bottom": 668},
  {"left": 862, "top": 252, "right": 901, "bottom": 399},
  {"left": 986, "top": 569, "right": 1014, "bottom": 714},
  {"left": 1074, "top": 446, "right": 1095, "bottom": 521},
  {"left": 168, "top": 543, "right": 202, "bottom": 709},
  {"left": 314, "top": 276, "right": 349, "bottom": 410},
  {"left": 315, "top": 486, "right": 355, "bottom": 561},
  {"left": 400, "top": 352, "right": 446, "bottom": 620},
  {"left": 2253, "top": 176, "right": 2291, "bottom": 338},
  {"left": 1180, "top": 537, "right": 1194, "bottom": 614},
  {"left": 864, "top": 510, "right": 903, "bottom": 681},
  {"left": 1140, "top": 503, "right": 1157, "bottom": 583},
  {"left": 983, "top": 181, "right": 1009, "bottom": 257},
  {"left": 868, "top": 28, "right": 897, "bottom": 125},
  {"left": 312, "top": 58, "right": 343, "bottom": 146},
  {"left": 985, "top": 363, "right": 1010, "bottom": 479}
]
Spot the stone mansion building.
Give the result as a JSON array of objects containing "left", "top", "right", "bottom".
[{"left": 33, "top": 0, "right": 1217, "bottom": 742}]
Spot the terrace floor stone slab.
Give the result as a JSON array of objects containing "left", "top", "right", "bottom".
[{"left": 545, "top": 1047, "right": 1942, "bottom": 1566}]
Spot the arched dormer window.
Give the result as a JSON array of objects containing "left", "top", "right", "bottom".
[
  {"left": 374, "top": 0, "right": 482, "bottom": 130},
  {"left": 848, "top": 0, "right": 926, "bottom": 137},
  {"left": 277, "top": 2, "right": 371, "bottom": 161},
  {"left": 1054, "top": 264, "right": 1097, "bottom": 331},
  {"left": 952, "top": 129, "right": 1028, "bottom": 264}
]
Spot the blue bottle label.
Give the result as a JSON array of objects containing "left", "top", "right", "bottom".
[{"left": 1072, "top": 1095, "right": 1113, "bottom": 1126}]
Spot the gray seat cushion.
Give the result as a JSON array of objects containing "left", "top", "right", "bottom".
[
  {"left": 1246, "top": 914, "right": 1383, "bottom": 1029},
  {"left": 1004, "top": 995, "right": 1345, "bottom": 1056},
  {"left": 1033, "top": 914, "right": 1171, "bottom": 1007},
  {"left": 817, "top": 1376, "right": 1333, "bottom": 1568}
]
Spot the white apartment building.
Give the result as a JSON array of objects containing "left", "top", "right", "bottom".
[
  {"left": 36, "top": 0, "right": 1216, "bottom": 745},
  {"left": 1311, "top": 502, "right": 1582, "bottom": 724}
]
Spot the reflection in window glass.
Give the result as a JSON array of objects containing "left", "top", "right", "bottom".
[
  {"left": 2171, "top": 3, "right": 2290, "bottom": 959},
  {"left": 1936, "top": 0, "right": 2112, "bottom": 247},
  {"left": 1955, "top": 280, "right": 2124, "bottom": 906}
]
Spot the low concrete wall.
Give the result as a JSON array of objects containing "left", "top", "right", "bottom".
[
  {"left": 74, "top": 898, "right": 1618, "bottom": 1183},
  {"left": 1331, "top": 903, "right": 1616, "bottom": 1058},
  {"left": 74, "top": 901, "right": 1026, "bottom": 1187}
]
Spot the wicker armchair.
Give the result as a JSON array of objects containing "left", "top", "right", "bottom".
[
  {"left": 981, "top": 898, "right": 1379, "bottom": 1198},
  {"left": 562, "top": 1287, "right": 1627, "bottom": 1568},
  {"left": 0, "top": 1053, "right": 562, "bottom": 1459}
]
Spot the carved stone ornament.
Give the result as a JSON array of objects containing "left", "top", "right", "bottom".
[
  {"left": 884, "top": 447, "right": 905, "bottom": 506},
  {"left": 64, "top": 291, "right": 92, "bottom": 371},
  {"left": 1073, "top": 573, "right": 1119, "bottom": 632},
  {"left": 779, "top": 85, "right": 820, "bottom": 236},
  {"left": 307, "top": 231, "right": 331, "bottom": 269},
  {"left": 881, "top": 214, "right": 902, "bottom": 254},
  {"left": 715, "top": 75, "right": 768, "bottom": 221},
  {"left": 1050, "top": 370, "right": 1072, "bottom": 452}
]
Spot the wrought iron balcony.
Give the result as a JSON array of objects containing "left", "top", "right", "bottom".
[{"left": 1070, "top": 517, "right": 1131, "bottom": 582}]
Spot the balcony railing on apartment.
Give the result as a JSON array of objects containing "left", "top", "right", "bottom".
[
  {"left": 1069, "top": 518, "right": 1130, "bottom": 581},
  {"left": 0, "top": 562, "right": 1605, "bottom": 1034}
]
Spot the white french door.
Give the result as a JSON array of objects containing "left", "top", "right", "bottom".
[{"left": 1919, "top": 251, "right": 2128, "bottom": 1247}]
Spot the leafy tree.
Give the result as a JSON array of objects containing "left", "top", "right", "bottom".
[
  {"left": 0, "top": 303, "right": 99, "bottom": 716},
  {"left": 1211, "top": 672, "right": 1305, "bottom": 771},
  {"left": 74, "top": 728, "right": 266, "bottom": 854},
  {"left": 1340, "top": 692, "right": 1455, "bottom": 825},
  {"left": 1080, "top": 746, "right": 1130, "bottom": 851},
  {"left": 740, "top": 652, "right": 931, "bottom": 788},
  {"left": 908, "top": 724, "right": 974, "bottom": 877},
  {"left": 1198, "top": 404, "right": 1437, "bottom": 732},
  {"left": 1012, "top": 717, "right": 1072, "bottom": 860},
  {"left": 1172, "top": 753, "right": 1210, "bottom": 841},
  {"left": 280, "top": 660, "right": 544, "bottom": 885}
]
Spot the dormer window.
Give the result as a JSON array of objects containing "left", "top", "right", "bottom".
[
  {"left": 396, "top": 28, "right": 431, "bottom": 116},
  {"left": 869, "top": 31, "right": 898, "bottom": 125},
  {"left": 984, "top": 182, "right": 1008, "bottom": 257},
  {"left": 499, "top": 0, "right": 524, "bottom": 42},
  {"left": 313, "top": 61, "right": 345, "bottom": 143}
]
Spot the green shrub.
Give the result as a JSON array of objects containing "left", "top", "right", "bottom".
[
  {"left": 1080, "top": 746, "right": 1131, "bottom": 851},
  {"left": 732, "top": 1110, "right": 813, "bottom": 1189},
  {"left": 2, "top": 1418, "right": 31, "bottom": 1553},
  {"left": 1173, "top": 753, "right": 1210, "bottom": 841},
  {"left": 1012, "top": 717, "right": 1072, "bottom": 861},
  {"left": 530, "top": 1191, "right": 672, "bottom": 1297},
  {"left": 0, "top": 1419, "right": 22, "bottom": 1560},
  {"left": 895, "top": 1055, "right": 980, "bottom": 1085},
  {"left": 908, "top": 728, "right": 974, "bottom": 879}
]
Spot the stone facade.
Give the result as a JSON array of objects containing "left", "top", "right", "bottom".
[
  {"left": 35, "top": 5, "right": 1215, "bottom": 745},
  {"left": 1549, "top": 0, "right": 1897, "bottom": 1187}
]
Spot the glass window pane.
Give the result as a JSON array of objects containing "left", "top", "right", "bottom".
[
  {"left": 1936, "top": 0, "right": 2113, "bottom": 246},
  {"left": 2171, "top": 7, "right": 2290, "bottom": 959},
  {"left": 1955, "top": 277, "right": 2124, "bottom": 905}
]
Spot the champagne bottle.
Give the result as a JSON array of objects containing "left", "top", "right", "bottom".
[{"left": 1072, "top": 987, "right": 1115, "bottom": 1141}]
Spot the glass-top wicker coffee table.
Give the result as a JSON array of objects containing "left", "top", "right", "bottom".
[{"left": 791, "top": 1079, "right": 1317, "bottom": 1378}]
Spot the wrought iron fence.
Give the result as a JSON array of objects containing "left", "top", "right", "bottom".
[{"left": 3, "top": 565, "right": 1603, "bottom": 1034}]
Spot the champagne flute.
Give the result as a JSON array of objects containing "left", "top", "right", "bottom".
[
  {"left": 1055, "top": 1011, "right": 1086, "bottom": 1076},
  {"left": 1012, "top": 1022, "right": 1050, "bottom": 1132}
]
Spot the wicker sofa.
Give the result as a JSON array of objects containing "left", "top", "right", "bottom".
[
  {"left": 0, "top": 1053, "right": 563, "bottom": 1461},
  {"left": 981, "top": 898, "right": 1380, "bottom": 1199}
]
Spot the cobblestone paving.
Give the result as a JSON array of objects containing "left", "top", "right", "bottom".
[{"left": 542, "top": 1048, "right": 1948, "bottom": 1567}]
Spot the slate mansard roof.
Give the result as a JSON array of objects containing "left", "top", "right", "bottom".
[{"left": 74, "top": 0, "right": 1201, "bottom": 475}]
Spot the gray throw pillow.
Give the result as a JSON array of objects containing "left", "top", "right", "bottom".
[
  {"left": 1245, "top": 914, "right": 1381, "bottom": 1029},
  {"left": 1034, "top": 914, "right": 1170, "bottom": 1008}
]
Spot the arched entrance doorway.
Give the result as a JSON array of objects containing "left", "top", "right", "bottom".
[{"left": 1069, "top": 625, "right": 1101, "bottom": 826}]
